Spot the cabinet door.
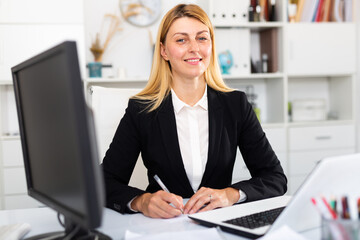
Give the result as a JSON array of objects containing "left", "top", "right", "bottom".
[
  {"left": 3, "top": 168, "right": 27, "bottom": 194},
  {"left": 0, "top": 25, "right": 85, "bottom": 80},
  {"left": 289, "top": 148, "right": 355, "bottom": 176},
  {"left": 287, "top": 24, "right": 356, "bottom": 75},
  {"left": 289, "top": 125, "right": 355, "bottom": 151},
  {"left": 1, "top": 139, "right": 23, "bottom": 167},
  {"left": 0, "top": 0, "right": 83, "bottom": 23}
]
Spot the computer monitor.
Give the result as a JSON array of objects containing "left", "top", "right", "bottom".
[{"left": 11, "top": 41, "right": 110, "bottom": 240}]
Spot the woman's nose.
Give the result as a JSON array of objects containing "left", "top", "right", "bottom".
[{"left": 188, "top": 39, "right": 200, "bottom": 52}]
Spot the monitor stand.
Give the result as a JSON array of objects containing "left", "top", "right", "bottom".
[
  {"left": 25, "top": 217, "right": 112, "bottom": 240},
  {"left": 25, "top": 230, "right": 111, "bottom": 240}
]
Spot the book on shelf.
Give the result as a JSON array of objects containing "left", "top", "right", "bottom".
[
  {"left": 249, "top": 0, "right": 277, "bottom": 22},
  {"left": 259, "top": 28, "right": 278, "bottom": 73},
  {"left": 292, "top": 0, "right": 353, "bottom": 22}
]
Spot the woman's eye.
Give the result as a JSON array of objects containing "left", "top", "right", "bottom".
[
  {"left": 199, "top": 37, "right": 208, "bottom": 41},
  {"left": 176, "top": 39, "right": 185, "bottom": 43}
]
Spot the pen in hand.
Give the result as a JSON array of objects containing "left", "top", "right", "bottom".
[{"left": 153, "top": 174, "right": 183, "bottom": 214}]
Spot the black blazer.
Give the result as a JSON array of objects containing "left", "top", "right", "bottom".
[{"left": 101, "top": 87, "right": 287, "bottom": 214}]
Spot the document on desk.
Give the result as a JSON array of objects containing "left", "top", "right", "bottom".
[
  {"left": 257, "top": 225, "right": 309, "bottom": 240},
  {"left": 124, "top": 227, "right": 224, "bottom": 240}
]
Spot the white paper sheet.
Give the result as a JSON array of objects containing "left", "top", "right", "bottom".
[
  {"left": 124, "top": 227, "right": 224, "bottom": 240},
  {"left": 257, "top": 225, "right": 309, "bottom": 240}
]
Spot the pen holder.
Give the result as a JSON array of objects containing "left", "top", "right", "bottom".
[{"left": 321, "top": 217, "right": 360, "bottom": 240}]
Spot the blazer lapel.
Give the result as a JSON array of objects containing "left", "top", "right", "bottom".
[
  {"left": 199, "top": 87, "right": 223, "bottom": 187},
  {"left": 157, "top": 94, "right": 194, "bottom": 194}
]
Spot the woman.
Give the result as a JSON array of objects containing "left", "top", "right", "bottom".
[{"left": 101, "top": 4, "right": 287, "bottom": 219}]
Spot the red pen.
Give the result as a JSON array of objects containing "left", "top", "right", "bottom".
[{"left": 357, "top": 197, "right": 360, "bottom": 220}]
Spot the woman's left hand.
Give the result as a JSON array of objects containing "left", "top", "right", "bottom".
[{"left": 183, "top": 187, "right": 240, "bottom": 214}]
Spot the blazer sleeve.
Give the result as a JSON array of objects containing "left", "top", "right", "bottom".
[
  {"left": 230, "top": 92, "right": 287, "bottom": 202},
  {"left": 101, "top": 99, "right": 147, "bottom": 214}
]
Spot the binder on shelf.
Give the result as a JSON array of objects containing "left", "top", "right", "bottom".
[
  {"left": 299, "top": 0, "right": 319, "bottom": 22},
  {"left": 259, "top": 28, "right": 278, "bottom": 73},
  {"left": 209, "top": 0, "right": 248, "bottom": 26},
  {"left": 314, "top": 0, "right": 325, "bottom": 22},
  {"left": 260, "top": 0, "right": 269, "bottom": 21},
  {"left": 295, "top": 0, "right": 305, "bottom": 22},
  {"left": 321, "top": 0, "right": 333, "bottom": 22},
  {"left": 268, "top": 0, "right": 277, "bottom": 21}
]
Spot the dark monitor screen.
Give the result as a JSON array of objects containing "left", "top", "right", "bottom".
[{"left": 12, "top": 41, "right": 110, "bottom": 239}]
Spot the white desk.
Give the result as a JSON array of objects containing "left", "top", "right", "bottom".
[{"left": 0, "top": 207, "right": 320, "bottom": 240}]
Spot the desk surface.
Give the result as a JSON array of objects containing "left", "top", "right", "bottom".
[{"left": 0, "top": 207, "right": 320, "bottom": 240}]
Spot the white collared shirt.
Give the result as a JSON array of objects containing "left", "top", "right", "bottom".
[
  {"left": 171, "top": 86, "right": 246, "bottom": 203},
  {"left": 171, "top": 87, "right": 209, "bottom": 192}
]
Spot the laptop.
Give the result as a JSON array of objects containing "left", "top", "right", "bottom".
[{"left": 189, "top": 153, "right": 360, "bottom": 238}]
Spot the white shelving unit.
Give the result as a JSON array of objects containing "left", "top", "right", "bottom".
[
  {"left": 0, "top": 0, "right": 359, "bottom": 210},
  {"left": 200, "top": 0, "right": 358, "bottom": 193}
]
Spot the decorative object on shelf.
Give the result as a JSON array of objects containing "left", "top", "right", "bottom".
[
  {"left": 88, "top": 62, "right": 103, "bottom": 78},
  {"left": 291, "top": 99, "right": 327, "bottom": 122},
  {"left": 90, "top": 14, "right": 122, "bottom": 62},
  {"left": 288, "top": 0, "right": 298, "bottom": 22},
  {"left": 87, "top": 64, "right": 113, "bottom": 78},
  {"left": 218, "top": 50, "right": 233, "bottom": 74},
  {"left": 261, "top": 53, "right": 268, "bottom": 73},
  {"left": 119, "top": 0, "right": 161, "bottom": 27},
  {"left": 89, "top": 14, "right": 122, "bottom": 78}
]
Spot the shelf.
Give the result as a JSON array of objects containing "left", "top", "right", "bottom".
[
  {"left": 288, "top": 73, "right": 355, "bottom": 78},
  {"left": 223, "top": 73, "right": 284, "bottom": 80},
  {"left": 214, "top": 22, "right": 284, "bottom": 29},
  {"left": 0, "top": 135, "right": 20, "bottom": 140},
  {"left": 84, "top": 77, "right": 147, "bottom": 83},
  {"left": 261, "top": 123, "right": 286, "bottom": 129},
  {"left": 287, "top": 120, "right": 355, "bottom": 128}
]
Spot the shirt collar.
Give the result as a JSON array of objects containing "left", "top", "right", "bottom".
[{"left": 171, "top": 85, "right": 208, "bottom": 114}]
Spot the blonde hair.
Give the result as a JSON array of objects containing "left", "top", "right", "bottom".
[{"left": 133, "top": 4, "right": 233, "bottom": 112}]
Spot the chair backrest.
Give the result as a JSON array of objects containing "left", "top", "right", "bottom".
[{"left": 90, "top": 86, "right": 148, "bottom": 189}]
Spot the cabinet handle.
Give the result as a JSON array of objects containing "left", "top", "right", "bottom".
[{"left": 315, "top": 136, "right": 332, "bottom": 140}]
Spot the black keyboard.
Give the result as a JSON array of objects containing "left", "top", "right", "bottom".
[{"left": 223, "top": 207, "right": 285, "bottom": 229}]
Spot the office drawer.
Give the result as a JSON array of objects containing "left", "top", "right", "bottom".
[
  {"left": 4, "top": 195, "right": 43, "bottom": 210},
  {"left": 3, "top": 168, "right": 27, "bottom": 194},
  {"left": 1, "top": 139, "right": 23, "bottom": 167},
  {"left": 289, "top": 125, "right": 355, "bottom": 151},
  {"left": 263, "top": 127, "right": 286, "bottom": 151},
  {"left": 289, "top": 148, "right": 355, "bottom": 176}
]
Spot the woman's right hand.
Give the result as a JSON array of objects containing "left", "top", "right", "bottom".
[{"left": 131, "top": 191, "right": 184, "bottom": 218}]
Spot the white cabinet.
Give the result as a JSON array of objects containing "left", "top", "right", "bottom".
[
  {"left": 1, "top": 139, "right": 23, "bottom": 167},
  {"left": 288, "top": 124, "right": 356, "bottom": 194},
  {"left": 289, "top": 125, "right": 356, "bottom": 151},
  {"left": 287, "top": 24, "right": 356, "bottom": 75}
]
